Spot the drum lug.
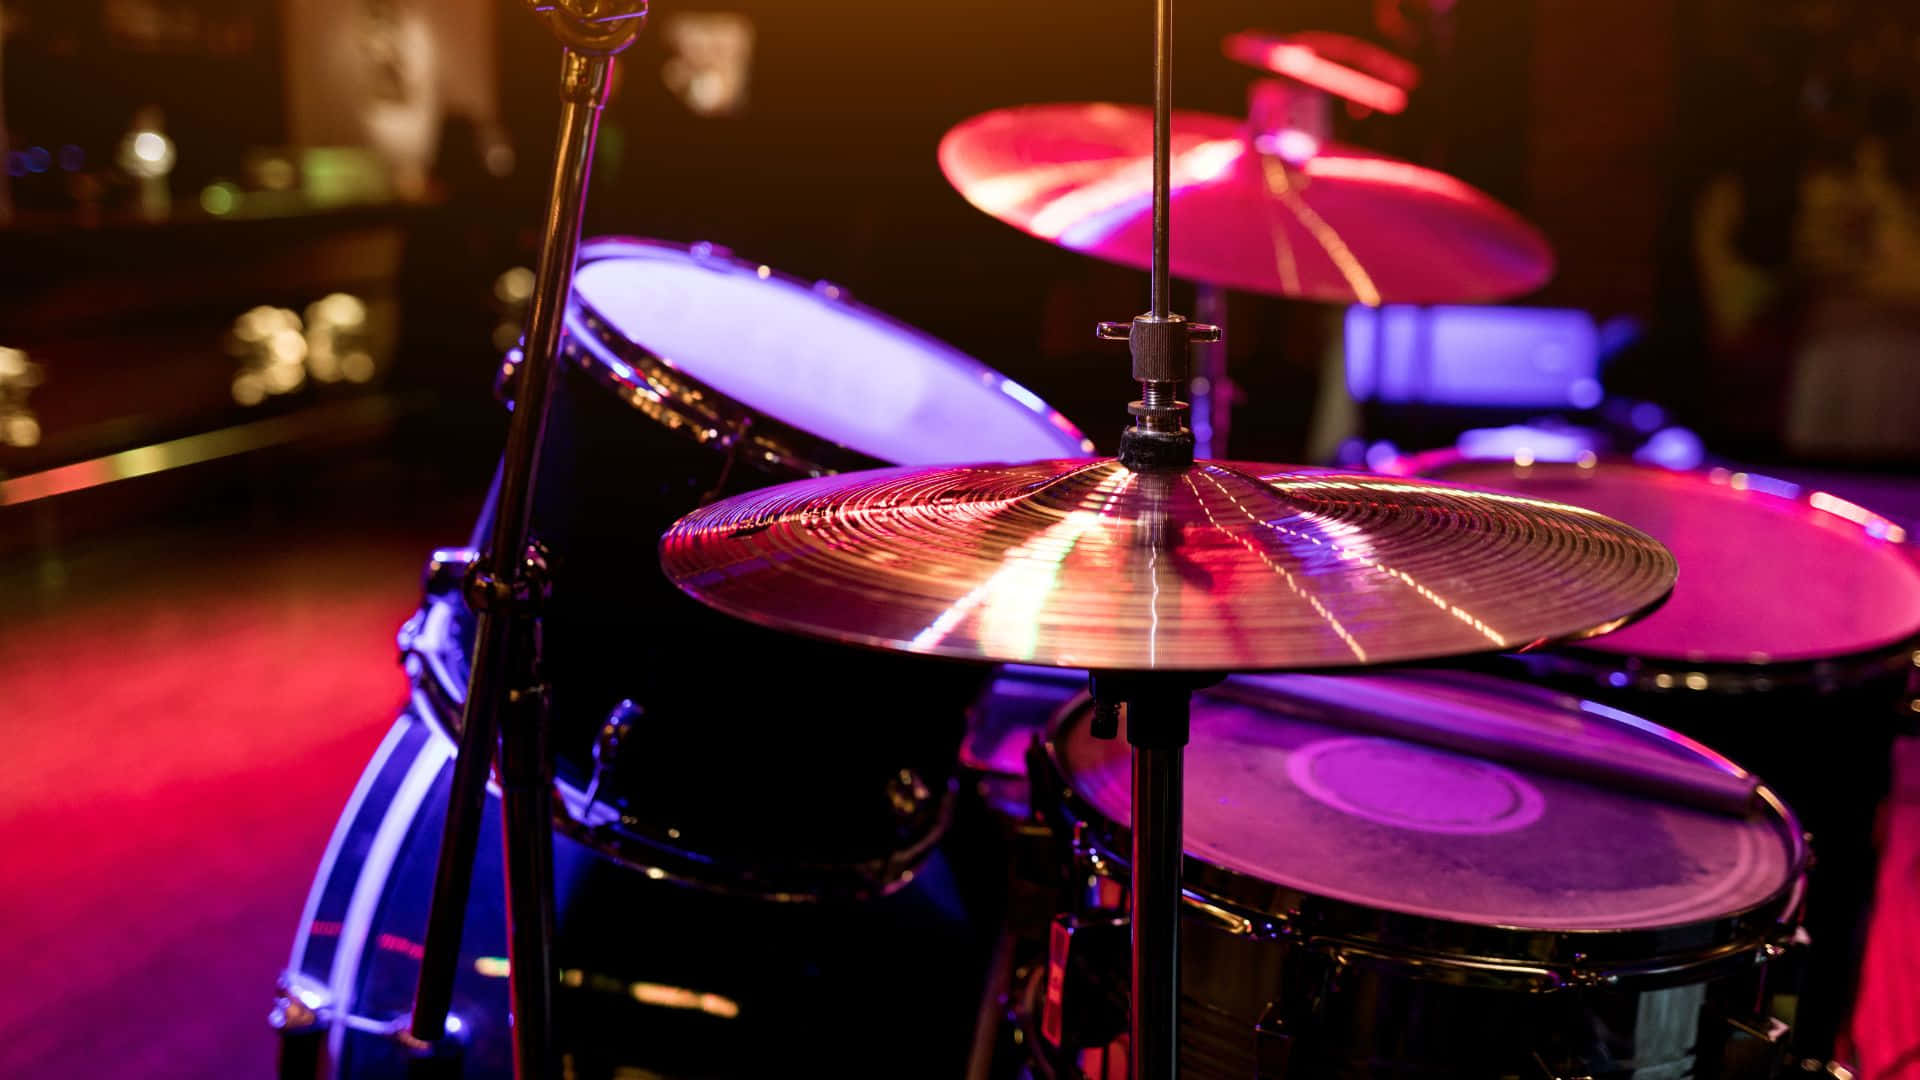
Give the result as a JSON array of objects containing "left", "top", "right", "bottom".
[
  {"left": 268, "top": 971, "right": 333, "bottom": 1034},
  {"left": 462, "top": 541, "right": 552, "bottom": 614},
  {"left": 1039, "top": 913, "right": 1129, "bottom": 1053},
  {"left": 269, "top": 971, "right": 333, "bottom": 1079},
  {"left": 700, "top": 415, "right": 756, "bottom": 504},
  {"left": 886, "top": 767, "right": 934, "bottom": 822},
  {"left": 584, "top": 699, "right": 642, "bottom": 811},
  {"left": 1697, "top": 1003, "right": 1793, "bottom": 1080},
  {"left": 1252, "top": 1004, "right": 1301, "bottom": 1079},
  {"left": 1524, "top": 1051, "right": 1586, "bottom": 1080},
  {"left": 421, "top": 546, "right": 480, "bottom": 596},
  {"left": 688, "top": 240, "right": 734, "bottom": 265}
]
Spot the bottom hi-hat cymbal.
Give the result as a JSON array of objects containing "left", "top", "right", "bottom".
[{"left": 658, "top": 458, "right": 1675, "bottom": 672}]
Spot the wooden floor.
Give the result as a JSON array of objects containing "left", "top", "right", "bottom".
[{"left": 1, "top": 461, "right": 1917, "bottom": 1078}]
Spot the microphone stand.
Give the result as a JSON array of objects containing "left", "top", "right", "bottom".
[{"left": 405, "top": 4, "right": 646, "bottom": 1078}]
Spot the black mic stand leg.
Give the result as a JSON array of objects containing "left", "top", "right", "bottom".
[{"left": 404, "top": 6, "right": 644, "bottom": 1078}]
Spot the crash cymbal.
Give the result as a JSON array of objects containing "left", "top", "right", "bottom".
[
  {"left": 938, "top": 103, "right": 1553, "bottom": 304},
  {"left": 658, "top": 458, "right": 1674, "bottom": 672},
  {"left": 1223, "top": 30, "right": 1420, "bottom": 113}
]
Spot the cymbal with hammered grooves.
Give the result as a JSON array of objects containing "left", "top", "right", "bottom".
[
  {"left": 937, "top": 103, "right": 1553, "bottom": 305},
  {"left": 658, "top": 458, "right": 1675, "bottom": 672}
]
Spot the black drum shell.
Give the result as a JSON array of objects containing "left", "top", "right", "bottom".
[
  {"left": 1481, "top": 645, "right": 1911, "bottom": 1063},
  {"left": 1395, "top": 452, "right": 1919, "bottom": 1058},
  {"left": 1018, "top": 919, "right": 1784, "bottom": 1079},
  {"left": 990, "top": 669, "right": 1804, "bottom": 1080},
  {"left": 284, "top": 709, "right": 997, "bottom": 1079},
  {"left": 459, "top": 354, "right": 995, "bottom": 885}
]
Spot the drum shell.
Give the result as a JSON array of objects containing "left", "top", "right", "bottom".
[
  {"left": 1020, "top": 915, "right": 1785, "bottom": 1079},
  {"left": 280, "top": 707, "right": 997, "bottom": 1079},
  {"left": 1396, "top": 452, "right": 1920, "bottom": 1058},
  {"left": 471, "top": 349, "right": 992, "bottom": 887},
  {"left": 468, "top": 236, "right": 1093, "bottom": 890},
  {"left": 1482, "top": 647, "right": 1908, "bottom": 1063},
  {"left": 1007, "top": 675, "right": 1804, "bottom": 1080}
]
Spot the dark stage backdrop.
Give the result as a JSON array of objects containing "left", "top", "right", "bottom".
[{"left": 490, "top": 0, "right": 1541, "bottom": 461}]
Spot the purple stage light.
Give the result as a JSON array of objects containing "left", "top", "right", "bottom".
[{"left": 1346, "top": 304, "right": 1600, "bottom": 409}]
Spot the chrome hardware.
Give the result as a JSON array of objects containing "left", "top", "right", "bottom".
[
  {"left": 461, "top": 542, "right": 551, "bottom": 614},
  {"left": 422, "top": 547, "right": 480, "bottom": 595},
  {"left": 1040, "top": 914, "right": 1129, "bottom": 1051},
  {"left": 584, "top": 699, "right": 642, "bottom": 809},
  {"left": 1254, "top": 1003, "right": 1303, "bottom": 1078},
  {"left": 688, "top": 240, "right": 734, "bottom": 265},
  {"left": 886, "top": 768, "right": 932, "bottom": 820},
  {"left": 268, "top": 971, "right": 334, "bottom": 1034},
  {"left": 526, "top": 0, "right": 648, "bottom": 24},
  {"left": 526, "top": 0, "right": 649, "bottom": 55}
]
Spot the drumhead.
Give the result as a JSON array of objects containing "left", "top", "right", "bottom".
[
  {"left": 1057, "top": 672, "right": 1798, "bottom": 931},
  {"left": 571, "top": 238, "right": 1093, "bottom": 466},
  {"left": 1422, "top": 460, "right": 1920, "bottom": 664}
]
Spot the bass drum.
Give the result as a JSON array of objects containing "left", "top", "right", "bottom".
[
  {"left": 471, "top": 237, "right": 1094, "bottom": 898},
  {"left": 274, "top": 704, "right": 999, "bottom": 1079},
  {"left": 1005, "top": 670, "right": 1807, "bottom": 1080},
  {"left": 1393, "top": 453, "right": 1920, "bottom": 1059}
]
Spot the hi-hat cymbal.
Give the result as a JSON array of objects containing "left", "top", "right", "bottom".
[
  {"left": 658, "top": 459, "right": 1673, "bottom": 672},
  {"left": 938, "top": 103, "right": 1553, "bottom": 305},
  {"left": 1222, "top": 30, "right": 1420, "bottom": 113}
]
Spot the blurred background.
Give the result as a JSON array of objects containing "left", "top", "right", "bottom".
[{"left": 2, "top": 0, "right": 1919, "bottom": 1076}]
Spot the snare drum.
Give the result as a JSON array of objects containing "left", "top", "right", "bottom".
[
  {"left": 446, "top": 237, "right": 1094, "bottom": 898},
  {"left": 1021, "top": 671, "right": 1806, "bottom": 1079},
  {"left": 1397, "top": 454, "right": 1920, "bottom": 1057}
]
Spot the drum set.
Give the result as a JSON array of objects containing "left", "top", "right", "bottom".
[{"left": 270, "top": 2, "right": 1916, "bottom": 1079}]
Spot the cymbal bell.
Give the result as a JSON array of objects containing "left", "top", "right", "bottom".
[
  {"left": 939, "top": 104, "right": 1553, "bottom": 305},
  {"left": 658, "top": 458, "right": 1674, "bottom": 672}
]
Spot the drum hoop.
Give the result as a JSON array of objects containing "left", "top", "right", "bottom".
[
  {"left": 401, "top": 593, "right": 954, "bottom": 903},
  {"left": 1035, "top": 676, "right": 1808, "bottom": 985},
  {"left": 1396, "top": 450, "right": 1920, "bottom": 690},
  {"left": 502, "top": 236, "right": 1092, "bottom": 478}
]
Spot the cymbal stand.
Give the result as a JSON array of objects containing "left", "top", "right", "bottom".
[
  {"left": 1092, "top": 0, "right": 1217, "bottom": 1074},
  {"left": 406, "top": 4, "right": 646, "bottom": 1078}
]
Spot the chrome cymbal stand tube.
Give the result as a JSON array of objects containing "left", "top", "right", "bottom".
[
  {"left": 1092, "top": 0, "right": 1217, "bottom": 1075},
  {"left": 406, "top": 4, "right": 646, "bottom": 1078}
]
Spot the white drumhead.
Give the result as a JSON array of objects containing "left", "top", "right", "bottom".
[
  {"left": 1428, "top": 462, "right": 1920, "bottom": 663},
  {"left": 1062, "top": 672, "right": 1797, "bottom": 931},
  {"left": 574, "top": 245, "right": 1091, "bottom": 466}
]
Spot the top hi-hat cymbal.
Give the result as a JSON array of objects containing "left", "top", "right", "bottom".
[
  {"left": 1222, "top": 30, "right": 1421, "bottom": 113},
  {"left": 938, "top": 103, "right": 1553, "bottom": 305},
  {"left": 658, "top": 458, "right": 1674, "bottom": 672}
]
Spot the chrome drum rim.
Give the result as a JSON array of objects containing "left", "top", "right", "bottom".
[{"left": 1034, "top": 675, "right": 1808, "bottom": 991}]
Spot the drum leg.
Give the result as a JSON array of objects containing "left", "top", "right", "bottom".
[{"left": 1126, "top": 685, "right": 1192, "bottom": 1080}]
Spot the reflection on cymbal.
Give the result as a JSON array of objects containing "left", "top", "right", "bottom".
[
  {"left": 938, "top": 103, "right": 1554, "bottom": 305},
  {"left": 1223, "top": 30, "right": 1420, "bottom": 113},
  {"left": 659, "top": 458, "right": 1674, "bottom": 672}
]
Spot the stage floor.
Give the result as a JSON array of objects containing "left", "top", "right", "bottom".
[{"left": 2, "top": 458, "right": 1917, "bottom": 1078}]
